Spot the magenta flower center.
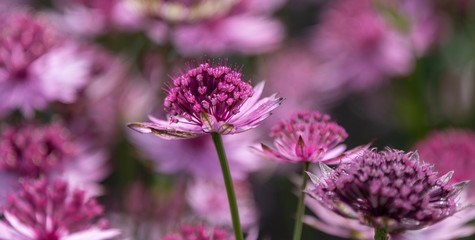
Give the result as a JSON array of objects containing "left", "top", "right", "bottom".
[
  {"left": 5, "top": 179, "right": 106, "bottom": 238},
  {"left": 164, "top": 63, "right": 254, "bottom": 125},
  {"left": 271, "top": 112, "right": 348, "bottom": 159},
  {"left": 0, "top": 123, "right": 76, "bottom": 177}
]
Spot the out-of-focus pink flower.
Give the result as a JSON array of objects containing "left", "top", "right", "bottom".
[
  {"left": 172, "top": 15, "right": 284, "bottom": 56},
  {"left": 258, "top": 42, "right": 348, "bottom": 121},
  {"left": 414, "top": 129, "right": 475, "bottom": 195},
  {"left": 129, "top": 130, "right": 262, "bottom": 180},
  {"left": 48, "top": 0, "right": 143, "bottom": 37},
  {"left": 121, "top": 0, "right": 285, "bottom": 55},
  {"left": 254, "top": 112, "right": 348, "bottom": 163},
  {"left": 163, "top": 224, "right": 233, "bottom": 240},
  {"left": 186, "top": 179, "right": 258, "bottom": 230},
  {"left": 0, "top": 122, "right": 109, "bottom": 200},
  {"left": 0, "top": 10, "right": 92, "bottom": 117},
  {"left": 61, "top": 47, "right": 131, "bottom": 145},
  {"left": 0, "top": 178, "right": 120, "bottom": 240},
  {"left": 128, "top": 62, "right": 282, "bottom": 139},
  {"left": 311, "top": 0, "right": 440, "bottom": 90}
]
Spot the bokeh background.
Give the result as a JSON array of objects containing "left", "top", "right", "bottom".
[{"left": 1, "top": 0, "right": 475, "bottom": 239}]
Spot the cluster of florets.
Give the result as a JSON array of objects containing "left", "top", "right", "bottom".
[
  {"left": 0, "top": 178, "right": 119, "bottom": 240},
  {"left": 0, "top": 11, "right": 60, "bottom": 77},
  {"left": 163, "top": 224, "right": 234, "bottom": 240},
  {"left": 257, "top": 111, "right": 348, "bottom": 163},
  {"left": 308, "top": 148, "right": 466, "bottom": 233},
  {"left": 164, "top": 63, "right": 254, "bottom": 125},
  {"left": 0, "top": 122, "right": 76, "bottom": 177}
]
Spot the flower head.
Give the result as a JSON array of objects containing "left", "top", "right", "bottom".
[
  {"left": 304, "top": 191, "right": 475, "bottom": 240},
  {"left": 0, "top": 178, "right": 120, "bottom": 240},
  {"left": 0, "top": 122, "right": 76, "bottom": 177},
  {"left": 254, "top": 112, "right": 348, "bottom": 163},
  {"left": 128, "top": 62, "right": 282, "bottom": 139},
  {"left": 163, "top": 224, "right": 233, "bottom": 240},
  {"left": 415, "top": 129, "right": 475, "bottom": 190},
  {"left": 307, "top": 148, "right": 468, "bottom": 233},
  {"left": 0, "top": 10, "right": 91, "bottom": 116},
  {"left": 0, "top": 122, "right": 110, "bottom": 199},
  {"left": 311, "top": 0, "right": 440, "bottom": 90}
]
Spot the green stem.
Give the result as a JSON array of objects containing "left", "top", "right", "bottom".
[
  {"left": 292, "top": 162, "right": 310, "bottom": 240},
  {"left": 211, "top": 133, "right": 244, "bottom": 240},
  {"left": 374, "top": 228, "right": 389, "bottom": 240}
]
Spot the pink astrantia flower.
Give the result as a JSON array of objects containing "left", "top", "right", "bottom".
[
  {"left": 163, "top": 224, "right": 233, "bottom": 240},
  {"left": 0, "top": 178, "right": 120, "bottom": 240},
  {"left": 186, "top": 178, "right": 258, "bottom": 229},
  {"left": 311, "top": 0, "right": 440, "bottom": 90},
  {"left": 253, "top": 112, "right": 349, "bottom": 163},
  {"left": 128, "top": 62, "right": 282, "bottom": 139},
  {"left": 0, "top": 10, "right": 91, "bottom": 117},
  {"left": 0, "top": 122, "right": 109, "bottom": 200},
  {"left": 304, "top": 191, "right": 475, "bottom": 240},
  {"left": 129, "top": 130, "right": 262, "bottom": 180},
  {"left": 414, "top": 129, "right": 475, "bottom": 194},
  {"left": 307, "top": 148, "right": 469, "bottom": 233}
]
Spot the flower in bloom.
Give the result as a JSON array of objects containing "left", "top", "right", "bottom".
[
  {"left": 0, "top": 122, "right": 109, "bottom": 200},
  {"left": 414, "top": 129, "right": 475, "bottom": 194},
  {"left": 304, "top": 191, "right": 475, "bottom": 240},
  {"left": 307, "top": 148, "right": 469, "bottom": 233},
  {"left": 0, "top": 178, "right": 120, "bottom": 240},
  {"left": 186, "top": 178, "right": 258, "bottom": 229},
  {"left": 128, "top": 62, "right": 282, "bottom": 139},
  {"left": 253, "top": 112, "right": 349, "bottom": 163},
  {"left": 0, "top": 10, "right": 92, "bottom": 117},
  {"left": 129, "top": 130, "right": 262, "bottom": 180}
]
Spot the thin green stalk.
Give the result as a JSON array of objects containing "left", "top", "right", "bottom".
[
  {"left": 292, "top": 162, "right": 310, "bottom": 240},
  {"left": 211, "top": 133, "right": 244, "bottom": 240},
  {"left": 374, "top": 228, "right": 389, "bottom": 240}
]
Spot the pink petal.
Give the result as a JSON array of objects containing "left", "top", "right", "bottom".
[{"left": 230, "top": 94, "right": 283, "bottom": 133}]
